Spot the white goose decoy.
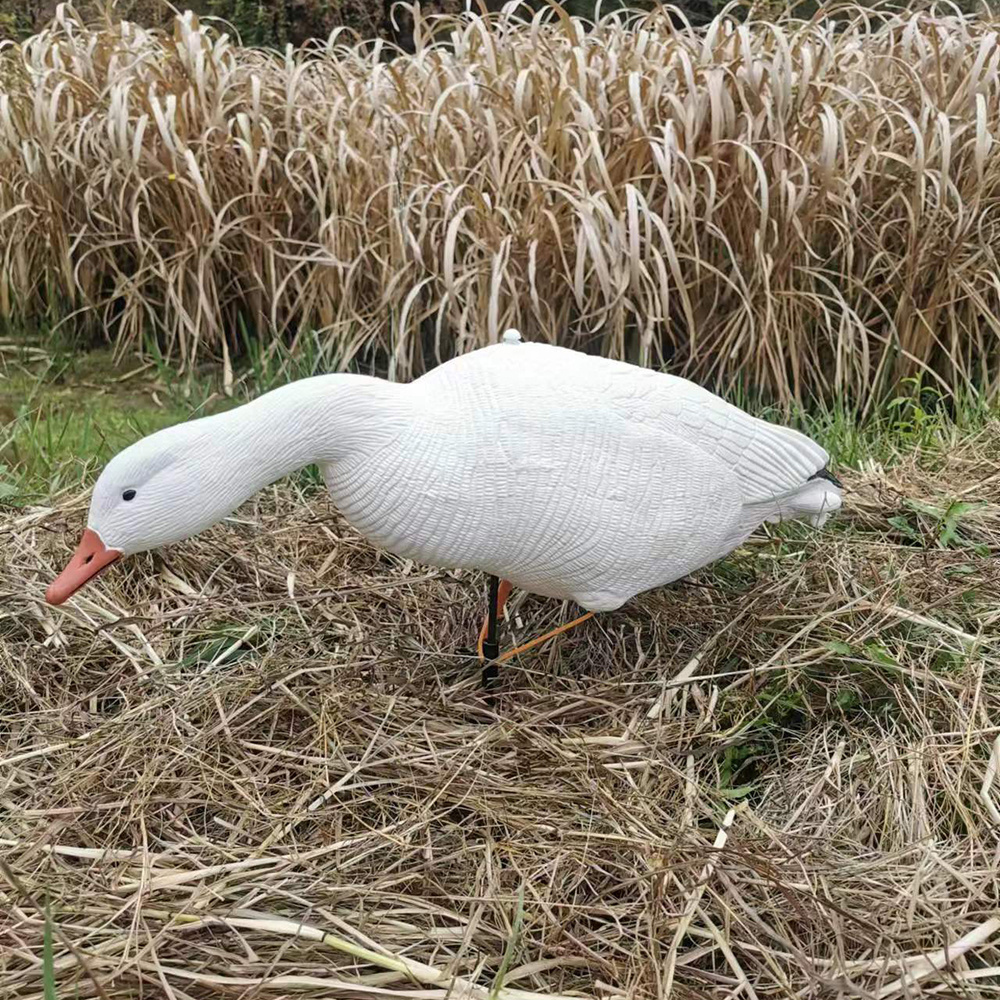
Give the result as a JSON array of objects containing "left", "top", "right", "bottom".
[{"left": 46, "top": 333, "right": 841, "bottom": 662}]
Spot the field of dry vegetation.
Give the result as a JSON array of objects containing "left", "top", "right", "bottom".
[
  {"left": 2, "top": 2, "right": 1000, "bottom": 401},
  {"left": 3, "top": 4, "right": 1000, "bottom": 1000}
]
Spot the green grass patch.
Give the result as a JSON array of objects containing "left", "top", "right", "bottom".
[
  {"left": 0, "top": 335, "right": 236, "bottom": 505},
  {"left": 0, "top": 327, "right": 383, "bottom": 506}
]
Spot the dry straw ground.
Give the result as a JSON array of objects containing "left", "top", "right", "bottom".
[
  {"left": 3, "top": 2, "right": 1000, "bottom": 402},
  {"left": 2, "top": 425, "right": 1000, "bottom": 998},
  {"left": 5, "top": 3, "right": 1000, "bottom": 998}
]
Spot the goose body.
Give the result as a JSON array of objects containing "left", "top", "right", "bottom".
[{"left": 46, "top": 336, "right": 841, "bottom": 610}]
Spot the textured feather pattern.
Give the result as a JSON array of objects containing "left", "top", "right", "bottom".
[
  {"left": 320, "top": 342, "right": 840, "bottom": 611},
  {"left": 86, "top": 339, "right": 841, "bottom": 613}
]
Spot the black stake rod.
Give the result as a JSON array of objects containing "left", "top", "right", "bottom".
[{"left": 482, "top": 574, "right": 500, "bottom": 689}]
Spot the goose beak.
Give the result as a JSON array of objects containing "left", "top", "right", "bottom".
[{"left": 46, "top": 529, "right": 121, "bottom": 606}]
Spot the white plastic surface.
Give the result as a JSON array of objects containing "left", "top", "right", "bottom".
[{"left": 85, "top": 336, "right": 842, "bottom": 611}]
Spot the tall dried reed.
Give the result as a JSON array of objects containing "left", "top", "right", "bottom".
[{"left": 2, "top": 1, "right": 1000, "bottom": 403}]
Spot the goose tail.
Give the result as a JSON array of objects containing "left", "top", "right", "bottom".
[{"left": 761, "top": 466, "right": 843, "bottom": 528}]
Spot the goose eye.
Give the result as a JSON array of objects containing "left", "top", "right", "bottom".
[{"left": 122, "top": 489, "right": 137, "bottom": 502}]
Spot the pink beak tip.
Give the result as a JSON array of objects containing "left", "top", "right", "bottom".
[{"left": 46, "top": 528, "right": 121, "bottom": 606}]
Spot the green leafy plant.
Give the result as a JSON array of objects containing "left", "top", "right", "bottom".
[
  {"left": 0, "top": 463, "right": 19, "bottom": 501},
  {"left": 42, "top": 903, "right": 58, "bottom": 1000},
  {"left": 892, "top": 497, "right": 991, "bottom": 556},
  {"left": 490, "top": 885, "right": 525, "bottom": 1000},
  {"left": 719, "top": 742, "right": 760, "bottom": 800},
  {"left": 885, "top": 376, "right": 946, "bottom": 448}
]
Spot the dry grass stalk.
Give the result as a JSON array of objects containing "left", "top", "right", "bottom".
[
  {"left": 3, "top": 425, "right": 1000, "bottom": 997},
  {"left": 3, "top": 3, "right": 1000, "bottom": 402}
]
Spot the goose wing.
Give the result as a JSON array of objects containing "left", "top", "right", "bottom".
[
  {"left": 547, "top": 349, "right": 832, "bottom": 505},
  {"left": 617, "top": 372, "right": 832, "bottom": 504}
]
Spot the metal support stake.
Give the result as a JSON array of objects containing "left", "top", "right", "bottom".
[{"left": 482, "top": 574, "right": 500, "bottom": 689}]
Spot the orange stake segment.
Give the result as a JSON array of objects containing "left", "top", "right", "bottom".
[
  {"left": 493, "top": 610, "right": 594, "bottom": 664},
  {"left": 477, "top": 578, "right": 593, "bottom": 663}
]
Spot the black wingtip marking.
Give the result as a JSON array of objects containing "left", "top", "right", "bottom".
[{"left": 809, "top": 467, "right": 843, "bottom": 488}]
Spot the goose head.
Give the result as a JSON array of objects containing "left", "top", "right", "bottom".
[
  {"left": 45, "top": 419, "right": 242, "bottom": 605},
  {"left": 43, "top": 372, "right": 402, "bottom": 606}
]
